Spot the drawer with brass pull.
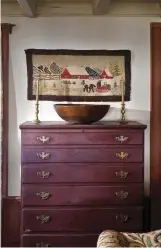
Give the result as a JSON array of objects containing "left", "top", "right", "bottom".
[
  {"left": 21, "top": 234, "right": 99, "bottom": 247},
  {"left": 22, "top": 147, "right": 143, "bottom": 163},
  {"left": 22, "top": 207, "right": 143, "bottom": 232},
  {"left": 22, "top": 164, "right": 144, "bottom": 184},
  {"left": 21, "top": 130, "right": 143, "bottom": 146},
  {"left": 22, "top": 184, "right": 143, "bottom": 207}
]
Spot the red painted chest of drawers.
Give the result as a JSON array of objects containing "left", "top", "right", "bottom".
[{"left": 20, "top": 121, "right": 147, "bottom": 247}]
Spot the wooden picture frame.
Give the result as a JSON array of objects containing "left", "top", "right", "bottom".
[{"left": 25, "top": 49, "right": 131, "bottom": 102}]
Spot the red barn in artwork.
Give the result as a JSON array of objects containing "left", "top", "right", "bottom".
[
  {"left": 100, "top": 70, "right": 113, "bottom": 79},
  {"left": 61, "top": 68, "right": 71, "bottom": 79},
  {"left": 61, "top": 67, "right": 89, "bottom": 79}
]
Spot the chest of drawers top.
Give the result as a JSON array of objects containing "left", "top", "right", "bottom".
[
  {"left": 20, "top": 121, "right": 147, "bottom": 146},
  {"left": 20, "top": 121, "right": 147, "bottom": 129}
]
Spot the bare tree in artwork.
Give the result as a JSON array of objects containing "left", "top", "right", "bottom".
[{"left": 114, "top": 81, "right": 117, "bottom": 88}]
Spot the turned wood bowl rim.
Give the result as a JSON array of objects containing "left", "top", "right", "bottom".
[{"left": 54, "top": 104, "right": 110, "bottom": 107}]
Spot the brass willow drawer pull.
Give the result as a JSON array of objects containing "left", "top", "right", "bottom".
[
  {"left": 115, "top": 136, "right": 129, "bottom": 143},
  {"left": 36, "top": 215, "right": 50, "bottom": 224},
  {"left": 115, "top": 170, "right": 128, "bottom": 179},
  {"left": 37, "top": 171, "right": 51, "bottom": 179},
  {"left": 116, "top": 152, "right": 128, "bottom": 160},
  {"left": 24, "top": 229, "right": 31, "bottom": 233},
  {"left": 37, "top": 136, "right": 50, "bottom": 143},
  {"left": 36, "top": 242, "right": 50, "bottom": 247},
  {"left": 37, "top": 152, "right": 50, "bottom": 160},
  {"left": 115, "top": 214, "right": 129, "bottom": 223},
  {"left": 36, "top": 192, "right": 50, "bottom": 200},
  {"left": 115, "top": 190, "right": 128, "bottom": 199}
]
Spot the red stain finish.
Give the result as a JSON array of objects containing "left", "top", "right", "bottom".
[{"left": 20, "top": 121, "right": 147, "bottom": 247}]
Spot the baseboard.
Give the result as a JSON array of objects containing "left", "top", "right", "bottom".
[{"left": 1, "top": 196, "right": 21, "bottom": 247}]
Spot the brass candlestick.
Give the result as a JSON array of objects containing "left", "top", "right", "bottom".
[
  {"left": 33, "top": 79, "right": 41, "bottom": 124},
  {"left": 119, "top": 81, "right": 128, "bottom": 124}
]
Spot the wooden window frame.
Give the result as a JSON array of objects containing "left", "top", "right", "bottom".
[
  {"left": 150, "top": 22, "right": 161, "bottom": 230},
  {"left": 1, "top": 23, "right": 15, "bottom": 197}
]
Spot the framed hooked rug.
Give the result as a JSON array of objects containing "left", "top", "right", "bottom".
[{"left": 25, "top": 49, "right": 131, "bottom": 102}]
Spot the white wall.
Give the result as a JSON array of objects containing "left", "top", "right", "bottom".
[{"left": 2, "top": 16, "right": 160, "bottom": 196}]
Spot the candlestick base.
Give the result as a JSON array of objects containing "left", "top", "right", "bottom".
[
  {"left": 119, "top": 119, "right": 128, "bottom": 124},
  {"left": 32, "top": 102, "right": 41, "bottom": 124},
  {"left": 119, "top": 103, "right": 128, "bottom": 124},
  {"left": 32, "top": 119, "right": 41, "bottom": 125}
]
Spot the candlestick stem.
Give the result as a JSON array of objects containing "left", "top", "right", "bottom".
[
  {"left": 32, "top": 79, "right": 41, "bottom": 124},
  {"left": 120, "top": 103, "right": 128, "bottom": 124}
]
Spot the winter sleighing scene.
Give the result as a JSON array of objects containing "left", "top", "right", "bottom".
[{"left": 32, "top": 54, "right": 125, "bottom": 97}]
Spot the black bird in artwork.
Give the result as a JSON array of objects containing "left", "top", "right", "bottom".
[
  {"left": 38, "top": 65, "right": 44, "bottom": 71},
  {"left": 44, "top": 66, "right": 51, "bottom": 74},
  {"left": 85, "top": 67, "right": 99, "bottom": 77}
]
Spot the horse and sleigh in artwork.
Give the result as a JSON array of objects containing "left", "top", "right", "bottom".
[{"left": 81, "top": 80, "right": 111, "bottom": 93}]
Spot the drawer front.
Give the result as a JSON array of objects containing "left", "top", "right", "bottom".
[
  {"left": 22, "top": 184, "right": 143, "bottom": 207},
  {"left": 22, "top": 147, "right": 143, "bottom": 163},
  {"left": 22, "top": 207, "right": 143, "bottom": 232},
  {"left": 22, "top": 164, "right": 144, "bottom": 183},
  {"left": 22, "top": 130, "right": 143, "bottom": 145},
  {"left": 22, "top": 234, "right": 99, "bottom": 247}
]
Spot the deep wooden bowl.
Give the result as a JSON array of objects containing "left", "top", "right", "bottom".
[{"left": 54, "top": 104, "right": 110, "bottom": 124}]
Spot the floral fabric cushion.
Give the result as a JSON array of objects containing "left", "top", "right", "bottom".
[{"left": 97, "top": 229, "right": 161, "bottom": 247}]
